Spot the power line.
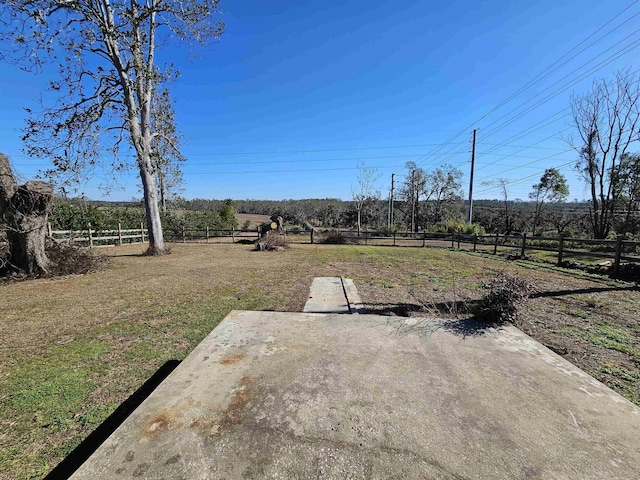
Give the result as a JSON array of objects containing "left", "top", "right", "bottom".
[
  {"left": 480, "top": 33, "right": 640, "bottom": 141},
  {"left": 413, "top": 1, "right": 640, "bottom": 169},
  {"left": 476, "top": 2, "right": 640, "bottom": 126},
  {"left": 478, "top": 143, "right": 568, "bottom": 150},
  {"left": 478, "top": 109, "right": 572, "bottom": 156},
  {"left": 474, "top": 159, "right": 577, "bottom": 195},
  {"left": 474, "top": 127, "right": 573, "bottom": 173},
  {"left": 475, "top": 148, "right": 575, "bottom": 183}
]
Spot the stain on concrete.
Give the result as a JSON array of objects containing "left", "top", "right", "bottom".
[
  {"left": 219, "top": 353, "right": 246, "bottom": 365},
  {"left": 217, "top": 375, "right": 255, "bottom": 434},
  {"left": 124, "top": 451, "right": 134, "bottom": 462},
  {"left": 164, "top": 454, "right": 181, "bottom": 465},
  {"left": 132, "top": 462, "right": 149, "bottom": 477},
  {"left": 142, "top": 411, "right": 171, "bottom": 438}
]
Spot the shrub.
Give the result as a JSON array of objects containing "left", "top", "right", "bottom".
[
  {"left": 477, "top": 274, "right": 535, "bottom": 324},
  {"left": 320, "top": 229, "right": 347, "bottom": 244},
  {"left": 435, "top": 220, "right": 486, "bottom": 235},
  {"left": 614, "top": 262, "right": 640, "bottom": 282}
]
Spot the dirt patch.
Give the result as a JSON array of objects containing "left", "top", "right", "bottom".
[{"left": 236, "top": 213, "right": 271, "bottom": 230}]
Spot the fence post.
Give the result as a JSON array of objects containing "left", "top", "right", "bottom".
[
  {"left": 557, "top": 234, "right": 564, "bottom": 266},
  {"left": 87, "top": 222, "right": 93, "bottom": 248},
  {"left": 393, "top": 232, "right": 396, "bottom": 246},
  {"left": 473, "top": 234, "right": 477, "bottom": 252},
  {"left": 206, "top": 226, "right": 209, "bottom": 243},
  {"left": 140, "top": 223, "right": 145, "bottom": 243},
  {"left": 257, "top": 226, "right": 261, "bottom": 239},
  {"left": 457, "top": 233, "right": 461, "bottom": 249},
  {"left": 232, "top": 226, "right": 235, "bottom": 243},
  {"left": 612, "top": 236, "right": 623, "bottom": 279},
  {"left": 311, "top": 228, "right": 314, "bottom": 244},
  {"left": 117, "top": 223, "right": 122, "bottom": 246},
  {"left": 493, "top": 232, "right": 499, "bottom": 255},
  {"left": 422, "top": 231, "right": 426, "bottom": 247},
  {"left": 182, "top": 226, "right": 186, "bottom": 243},
  {"left": 520, "top": 233, "right": 527, "bottom": 257},
  {"left": 47, "top": 222, "right": 52, "bottom": 237},
  {"left": 451, "top": 233, "right": 455, "bottom": 248},
  {"left": 364, "top": 230, "right": 368, "bottom": 245}
]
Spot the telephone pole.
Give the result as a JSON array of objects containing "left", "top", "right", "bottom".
[
  {"left": 388, "top": 173, "right": 395, "bottom": 230},
  {"left": 466, "top": 129, "right": 477, "bottom": 224}
]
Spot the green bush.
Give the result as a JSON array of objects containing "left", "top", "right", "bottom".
[
  {"left": 434, "top": 220, "right": 486, "bottom": 235},
  {"left": 50, "top": 200, "right": 238, "bottom": 241}
]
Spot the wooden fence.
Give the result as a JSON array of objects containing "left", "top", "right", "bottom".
[
  {"left": 48, "top": 223, "right": 640, "bottom": 278},
  {"left": 305, "top": 229, "right": 640, "bottom": 279},
  {"left": 47, "top": 224, "right": 263, "bottom": 246},
  {"left": 48, "top": 223, "right": 147, "bottom": 247}
]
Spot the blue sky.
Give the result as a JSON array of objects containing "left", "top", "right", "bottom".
[{"left": 2, "top": 0, "right": 640, "bottom": 202}]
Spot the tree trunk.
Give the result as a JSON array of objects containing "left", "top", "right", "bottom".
[
  {"left": 139, "top": 160, "right": 165, "bottom": 255},
  {"left": 158, "top": 169, "right": 167, "bottom": 213},
  {"left": 7, "top": 203, "right": 50, "bottom": 274},
  {"left": 0, "top": 154, "right": 53, "bottom": 275}
]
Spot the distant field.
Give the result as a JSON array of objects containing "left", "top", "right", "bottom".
[
  {"left": 1, "top": 243, "right": 639, "bottom": 479},
  {"left": 236, "top": 213, "right": 271, "bottom": 229}
]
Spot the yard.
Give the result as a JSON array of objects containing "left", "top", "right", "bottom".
[{"left": 1, "top": 243, "right": 639, "bottom": 479}]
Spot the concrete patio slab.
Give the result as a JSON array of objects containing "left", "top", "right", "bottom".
[{"left": 70, "top": 311, "right": 640, "bottom": 480}]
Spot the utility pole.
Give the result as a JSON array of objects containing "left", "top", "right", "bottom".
[
  {"left": 466, "top": 129, "right": 477, "bottom": 224},
  {"left": 388, "top": 173, "right": 395, "bottom": 231},
  {"left": 410, "top": 170, "right": 416, "bottom": 233}
]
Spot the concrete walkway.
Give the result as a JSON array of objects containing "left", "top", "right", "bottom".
[
  {"left": 71, "top": 311, "right": 640, "bottom": 479},
  {"left": 303, "top": 276, "right": 365, "bottom": 314}
]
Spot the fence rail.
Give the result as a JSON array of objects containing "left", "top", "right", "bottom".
[
  {"left": 48, "top": 222, "right": 640, "bottom": 279},
  {"left": 48, "top": 222, "right": 148, "bottom": 247}
]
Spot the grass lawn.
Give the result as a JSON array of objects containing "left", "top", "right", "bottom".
[{"left": 1, "top": 243, "right": 639, "bottom": 479}]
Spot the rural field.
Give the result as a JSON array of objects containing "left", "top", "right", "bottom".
[{"left": 1, "top": 243, "right": 639, "bottom": 479}]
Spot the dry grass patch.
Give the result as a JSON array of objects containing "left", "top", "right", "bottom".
[{"left": 1, "top": 243, "right": 639, "bottom": 479}]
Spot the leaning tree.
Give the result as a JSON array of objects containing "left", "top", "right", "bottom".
[{"left": 0, "top": 0, "right": 224, "bottom": 254}]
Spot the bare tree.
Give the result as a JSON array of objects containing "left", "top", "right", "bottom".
[
  {"left": 351, "top": 162, "right": 380, "bottom": 235},
  {"left": 569, "top": 71, "right": 640, "bottom": 239},
  {"left": 529, "top": 168, "right": 569, "bottom": 235},
  {"left": 0, "top": 0, "right": 224, "bottom": 254},
  {"left": 482, "top": 178, "right": 514, "bottom": 234},
  {"left": 151, "top": 88, "right": 185, "bottom": 213},
  {"left": 399, "top": 162, "right": 426, "bottom": 232}
]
